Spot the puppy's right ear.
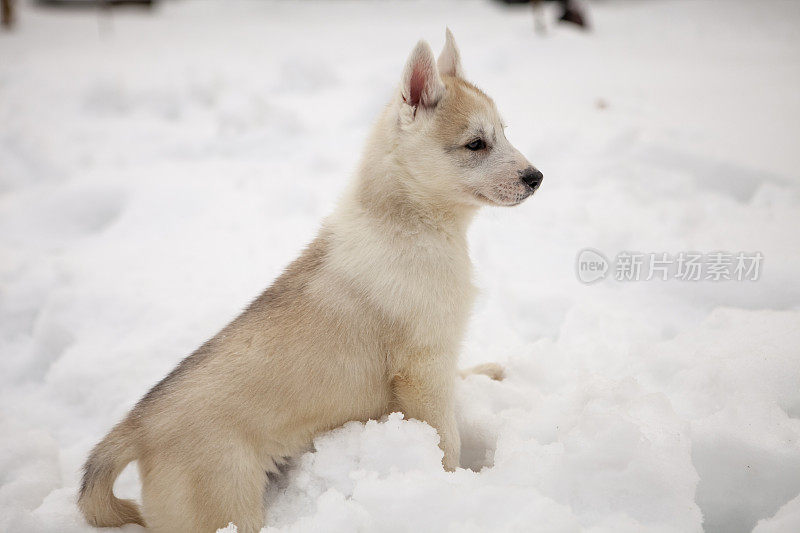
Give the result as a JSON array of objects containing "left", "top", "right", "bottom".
[
  {"left": 400, "top": 40, "right": 445, "bottom": 114},
  {"left": 437, "top": 28, "right": 465, "bottom": 78}
]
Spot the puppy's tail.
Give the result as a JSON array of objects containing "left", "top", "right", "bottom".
[{"left": 77, "top": 417, "right": 145, "bottom": 528}]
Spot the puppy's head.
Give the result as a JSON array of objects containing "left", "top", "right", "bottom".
[{"left": 395, "top": 29, "right": 542, "bottom": 208}]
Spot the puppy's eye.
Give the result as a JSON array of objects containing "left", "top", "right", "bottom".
[{"left": 465, "top": 139, "right": 486, "bottom": 151}]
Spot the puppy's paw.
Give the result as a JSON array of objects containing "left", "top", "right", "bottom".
[{"left": 459, "top": 362, "right": 505, "bottom": 381}]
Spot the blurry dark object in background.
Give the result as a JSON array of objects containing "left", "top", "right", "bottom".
[
  {"left": 36, "top": 0, "right": 154, "bottom": 6},
  {"left": 1, "top": 0, "right": 13, "bottom": 29},
  {"left": 556, "top": 0, "right": 587, "bottom": 29},
  {"left": 4, "top": 0, "right": 156, "bottom": 30},
  {"left": 504, "top": 0, "right": 589, "bottom": 31}
]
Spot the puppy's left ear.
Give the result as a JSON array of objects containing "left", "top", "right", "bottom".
[
  {"left": 401, "top": 40, "right": 445, "bottom": 112},
  {"left": 437, "top": 28, "right": 465, "bottom": 79}
]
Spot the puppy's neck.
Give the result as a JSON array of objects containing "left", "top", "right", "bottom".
[
  {"left": 344, "top": 111, "right": 478, "bottom": 241},
  {"left": 352, "top": 172, "right": 475, "bottom": 240}
]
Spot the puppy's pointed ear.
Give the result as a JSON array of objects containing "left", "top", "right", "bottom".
[
  {"left": 437, "top": 28, "right": 465, "bottom": 79},
  {"left": 401, "top": 40, "right": 445, "bottom": 111}
]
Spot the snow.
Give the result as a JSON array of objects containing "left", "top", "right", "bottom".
[{"left": 1, "top": 1, "right": 799, "bottom": 532}]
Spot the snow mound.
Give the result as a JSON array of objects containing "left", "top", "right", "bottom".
[{"left": 2, "top": 1, "right": 800, "bottom": 532}]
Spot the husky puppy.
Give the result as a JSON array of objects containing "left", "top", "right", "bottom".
[{"left": 78, "top": 30, "right": 543, "bottom": 533}]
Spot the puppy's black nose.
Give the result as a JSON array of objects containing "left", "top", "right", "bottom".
[{"left": 520, "top": 167, "right": 543, "bottom": 190}]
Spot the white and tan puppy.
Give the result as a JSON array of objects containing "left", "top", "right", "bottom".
[{"left": 78, "top": 30, "right": 542, "bottom": 533}]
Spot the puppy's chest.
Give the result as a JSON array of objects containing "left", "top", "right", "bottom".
[
  {"left": 392, "top": 247, "right": 474, "bottom": 317},
  {"left": 348, "top": 235, "right": 475, "bottom": 346}
]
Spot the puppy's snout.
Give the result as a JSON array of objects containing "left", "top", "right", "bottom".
[{"left": 520, "top": 167, "right": 543, "bottom": 190}]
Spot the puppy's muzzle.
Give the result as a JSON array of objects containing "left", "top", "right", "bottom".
[{"left": 520, "top": 167, "right": 543, "bottom": 191}]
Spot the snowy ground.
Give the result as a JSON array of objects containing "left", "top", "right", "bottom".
[{"left": 2, "top": 1, "right": 800, "bottom": 532}]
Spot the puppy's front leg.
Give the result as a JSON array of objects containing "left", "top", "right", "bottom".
[{"left": 391, "top": 358, "right": 460, "bottom": 471}]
